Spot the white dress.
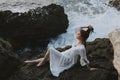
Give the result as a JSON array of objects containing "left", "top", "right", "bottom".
[{"left": 49, "top": 44, "right": 90, "bottom": 77}]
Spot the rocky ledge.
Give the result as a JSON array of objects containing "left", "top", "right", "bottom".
[
  {"left": 0, "top": 38, "right": 21, "bottom": 80},
  {"left": 0, "top": 4, "right": 68, "bottom": 50},
  {"left": 1, "top": 38, "right": 116, "bottom": 80},
  {"left": 109, "top": 29, "right": 120, "bottom": 80}
]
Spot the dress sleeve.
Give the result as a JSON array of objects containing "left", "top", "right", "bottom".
[
  {"left": 79, "top": 46, "right": 90, "bottom": 66},
  {"left": 74, "top": 27, "right": 82, "bottom": 34}
]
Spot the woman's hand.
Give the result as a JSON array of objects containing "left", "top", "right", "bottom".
[{"left": 88, "top": 25, "right": 93, "bottom": 29}]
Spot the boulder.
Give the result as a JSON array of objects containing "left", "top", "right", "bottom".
[
  {"left": 0, "top": 38, "right": 21, "bottom": 80},
  {"left": 109, "top": 0, "right": 120, "bottom": 10},
  {"left": 0, "top": 4, "right": 68, "bottom": 50},
  {"left": 109, "top": 29, "right": 120, "bottom": 80},
  {"left": 9, "top": 38, "right": 118, "bottom": 80}
]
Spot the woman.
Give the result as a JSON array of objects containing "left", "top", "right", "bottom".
[{"left": 24, "top": 25, "right": 94, "bottom": 77}]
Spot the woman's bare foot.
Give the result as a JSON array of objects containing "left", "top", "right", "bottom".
[
  {"left": 24, "top": 58, "right": 44, "bottom": 63},
  {"left": 86, "top": 65, "right": 98, "bottom": 71},
  {"left": 24, "top": 60, "right": 34, "bottom": 63},
  {"left": 89, "top": 68, "right": 98, "bottom": 71}
]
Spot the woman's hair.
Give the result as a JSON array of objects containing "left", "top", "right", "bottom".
[{"left": 80, "top": 26, "right": 94, "bottom": 46}]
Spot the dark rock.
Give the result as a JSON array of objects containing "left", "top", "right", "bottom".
[
  {"left": 9, "top": 38, "right": 118, "bottom": 80},
  {"left": 109, "top": 0, "right": 120, "bottom": 10},
  {"left": 0, "top": 38, "right": 21, "bottom": 80},
  {"left": 0, "top": 4, "right": 68, "bottom": 50}
]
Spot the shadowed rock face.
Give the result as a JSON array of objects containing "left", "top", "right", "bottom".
[
  {"left": 0, "top": 4, "right": 68, "bottom": 50},
  {"left": 109, "top": 0, "right": 120, "bottom": 10},
  {"left": 8, "top": 38, "right": 118, "bottom": 80},
  {"left": 109, "top": 29, "right": 120, "bottom": 80},
  {"left": 0, "top": 38, "right": 21, "bottom": 80}
]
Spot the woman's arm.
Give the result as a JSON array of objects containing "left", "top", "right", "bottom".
[
  {"left": 80, "top": 26, "right": 89, "bottom": 29},
  {"left": 80, "top": 25, "right": 92, "bottom": 29},
  {"left": 74, "top": 25, "right": 93, "bottom": 35}
]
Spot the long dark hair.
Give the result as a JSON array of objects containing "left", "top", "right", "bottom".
[{"left": 80, "top": 26, "right": 94, "bottom": 46}]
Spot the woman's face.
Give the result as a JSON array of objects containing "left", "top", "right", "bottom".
[{"left": 75, "top": 31, "right": 82, "bottom": 40}]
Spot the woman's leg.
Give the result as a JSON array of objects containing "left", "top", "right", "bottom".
[
  {"left": 24, "top": 58, "right": 44, "bottom": 63},
  {"left": 36, "top": 48, "right": 50, "bottom": 67},
  {"left": 24, "top": 48, "right": 50, "bottom": 64}
]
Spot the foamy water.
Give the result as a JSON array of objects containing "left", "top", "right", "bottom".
[{"left": 0, "top": 0, "right": 120, "bottom": 48}]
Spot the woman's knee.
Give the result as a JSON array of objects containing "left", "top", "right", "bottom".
[
  {"left": 48, "top": 48, "right": 50, "bottom": 52},
  {"left": 48, "top": 47, "right": 55, "bottom": 53},
  {"left": 46, "top": 48, "right": 50, "bottom": 54}
]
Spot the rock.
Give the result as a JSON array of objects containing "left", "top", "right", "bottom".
[
  {"left": 9, "top": 38, "right": 118, "bottom": 80},
  {"left": 109, "top": 0, "right": 120, "bottom": 10},
  {"left": 0, "top": 4, "right": 68, "bottom": 50},
  {"left": 0, "top": 38, "right": 21, "bottom": 80},
  {"left": 109, "top": 29, "right": 120, "bottom": 80}
]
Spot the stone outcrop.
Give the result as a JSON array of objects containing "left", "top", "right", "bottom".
[
  {"left": 0, "top": 37, "right": 117, "bottom": 80},
  {"left": 0, "top": 38, "right": 21, "bottom": 80},
  {"left": 0, "top": 4, "right": 68, "bottom": 50},
  {"left": 109, "top": 0, "right": 120, "bottom": 10},
  {"left": 109, "top": 29, "right": 120, "bottom": 80},
  {"left": 8, "top": 38, "right": 118, "bottom": 80}
]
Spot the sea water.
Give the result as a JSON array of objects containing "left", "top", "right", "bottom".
[{"left": 0, "top": 0, "right": 120, "bottom": 48}]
